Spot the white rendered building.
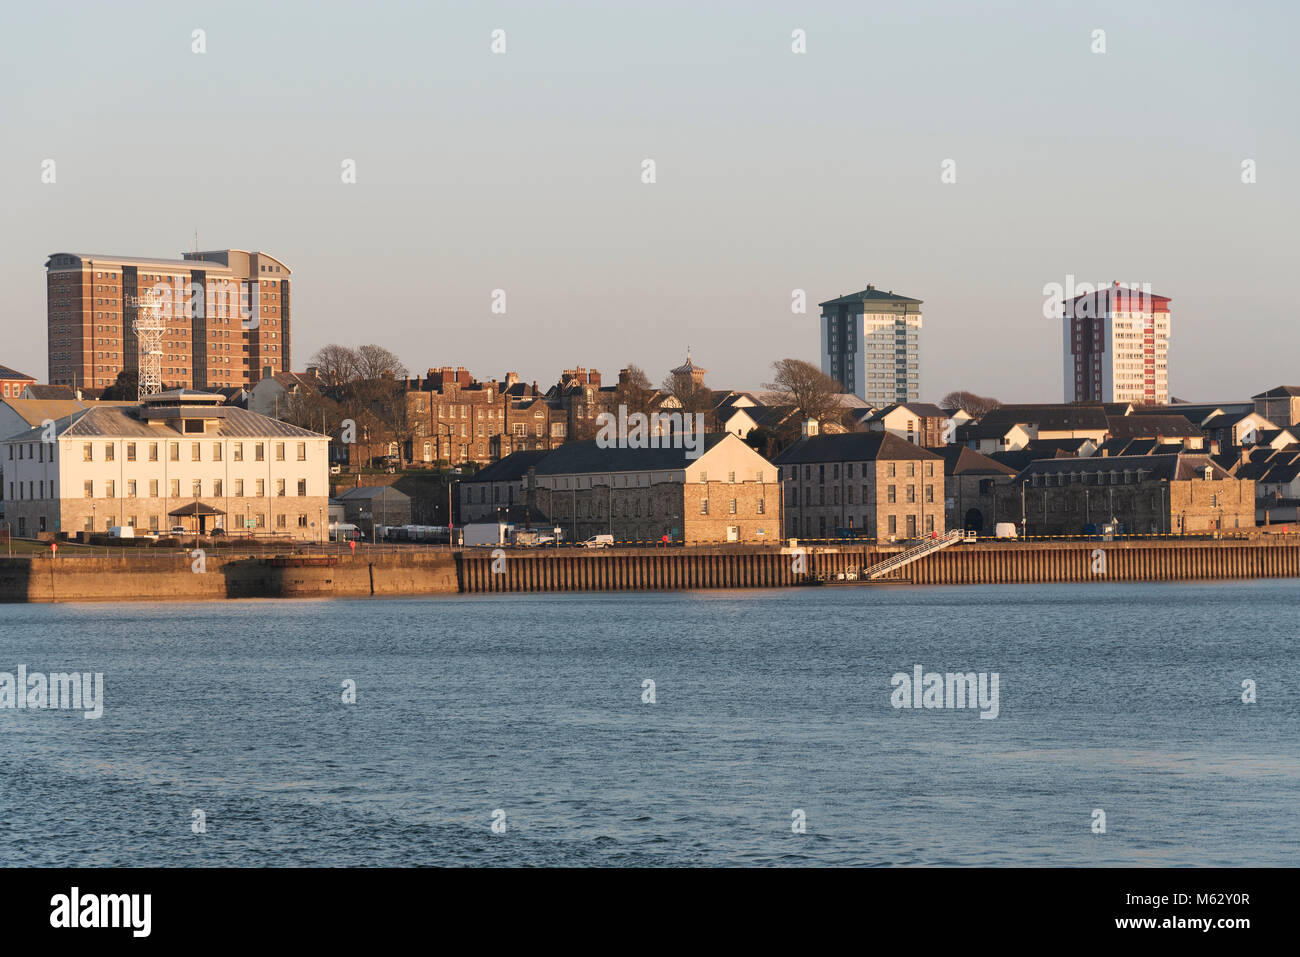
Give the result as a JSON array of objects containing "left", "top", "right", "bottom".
[
  {"left": 2, "top": 389, "right": 330, "bottom": 539},
  {"left": 1062, "top": 281, "right": 1171, "bottom": 405}
]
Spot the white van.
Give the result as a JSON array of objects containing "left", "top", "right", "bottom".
[
  {"left": 108, "top": 525, "right": 134, "bottom": 538},
  {"left": 581, "top": 534, "right": 614, "bottom": 548},
  {"left": 994, "top": 522, "right": 1018, "bottom": 539}
]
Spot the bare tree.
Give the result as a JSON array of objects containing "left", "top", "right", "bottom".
[
  {"left": 762, "top": 358, "right": 844, "bottom": 426},
  {"left": 355, "top": 344, "right": 407, "bottom": 382},
  {"left": 940, "top": 390, "right": 1000, "bottom": 417},
  {"left": 310, "top": 344, "right": 361, "bottom": 385},
  {"left": 661, "top": 369, "right": 714, "bottom": 417},
  {"left": 615, "top": 364, "right": 657, "bottom": 417}
]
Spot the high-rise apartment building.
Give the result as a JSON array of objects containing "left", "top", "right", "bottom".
[
  {"left": 1062, "top": 281, "right": 1170, "bottom": 405},
  {"left": 45, "top": 249, "right": 291, "bottom": 392},
  {"left": 818, "top": 285, "right": 922, "bottom": 406}
]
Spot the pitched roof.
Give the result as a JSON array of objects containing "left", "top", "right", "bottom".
[
  {"left": 0, "top": 397, "right": 134, "bottom": 428},
  {"left": 773, "top": 431, "right": 941, "bottom": 465},
  {"left": 21, "top": 384, "right": 76, "bottom": 399},
  {"left": 1013, "top": 453, "right": 1232, "bottom": 484},
  {"left": 1106, "top": 415, "right": 1204, "bottom": 439},
  {"left": 461, "top": 449, "right": 551, "bottom": 484},
  {"left": 818, "top": 285, "right": 922, "bottom": 307},
  {"left": 0, "top": 365, "right": 36, "bottom": 381},
  {"left": 3, "top": 402, "right": 326, "bottom": 442},
  {"left": 335, "top": 485, "right": 410, "bottom": 501},
  {"left": 929, "top": 445, "right": 1017, "bottom": 476},
  {"left": 979, "top": 403, "right": 1109, "bottom": 431},
  {"left": 865, "top": 402, "right": 947, "bottom": 422},
  {"left": 1252, "top": 386, "right": 1300, "bottom": 399},
  {"left": 531, "top": 434, "right": 735, "bottom": 474}
]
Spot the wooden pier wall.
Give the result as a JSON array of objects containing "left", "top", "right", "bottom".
[{"left": 455, "top": 541, "right": 1300, "bottom": 592}]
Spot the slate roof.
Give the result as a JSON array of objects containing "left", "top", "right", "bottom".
[
  {"left": 2, "top": 403, "right": 326, "bottom": 443},
  {"left": 335, "top": 485, "right": 410, "bottom": 502},
  {"left": 819, "top": 286, "right": 922, "bottom": 307},
  {"left": 1252, "top": 386, "right": 1300, "bottom": 399},
  {"left": 0, "top": 365, "right": 36, "bottom": 381},
  {"left": 865, "top": 402, "right": 947, "bottom": 422},
  {"left": 979, "top": 404, "right": 1109, "bottom": 431},
  {"left": 531, "top": 434, "right": 733, "bottom": 474},
  {"left": 773, "top": 431, "right": 941, "bottom": 465},
  {"left": 929, "top": 445, "right": 1017, "bottom": 476},
  {"left": 1106, "top": 415, "right": 1204, "bottom": 439},
  {"left": 1013, "top": 453, "right": 1232, "bottom": 484},
  {"left": 461, "top": 450, "right": 551, "bottom": 484},
  {"left": 21, "top": 384, "right": 76, "bottom": 399}
]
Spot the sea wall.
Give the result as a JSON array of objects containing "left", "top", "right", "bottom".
[
  {"left": 0, "top": 552, "right": 459, "bottom": 603},
  {"left": 3, "top": 540, "right": 1300, "bottom": 603}
]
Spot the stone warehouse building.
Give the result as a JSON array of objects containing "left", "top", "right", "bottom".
[
  {"left": 773, "top": 429, "right": 946, "bottom": 541},
  {"left": 1002, "top": 453, "right": 1254, "bottom": 536},
  {"left": 1, "top": 389, "right": 329, "bottom": 539},
  {"left": 527, "top": 433, "right": 781, "bottom": 544}
]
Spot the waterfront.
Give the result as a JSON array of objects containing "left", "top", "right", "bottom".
[{"left": 1, "top": 581, "right": 1296, "bottom": 866}]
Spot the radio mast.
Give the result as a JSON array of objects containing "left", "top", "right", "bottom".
[{"left": 128, "top": 289, "right": 166, "bottom": 401}]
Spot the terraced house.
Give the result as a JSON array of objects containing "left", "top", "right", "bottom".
[
  {"left": 1, "top": 389, "right": 329, "bottom": 539},
  {"left": 774, "top": 428, "right": 946, "bottom": 541}
]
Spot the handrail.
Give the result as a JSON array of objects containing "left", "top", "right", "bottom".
[{"left": 864, "top": 529, "right": 965, "bottom": 579}]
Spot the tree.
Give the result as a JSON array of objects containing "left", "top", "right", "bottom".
[
  {"left": 101, "top": 369, "right": 139, "bottom": 401},
  {"left": 661, "top": 369, "right": 714, "bottom": 418},
  {"left": 940, "top": 390, "right": 1000, "bottom": 417},
  {"left": 310, "top": 344, "right": 361, "bottom": 385},
  {"left": 762, "top": 358, "right": 844, "bottom": 427},
  {"left": 615, "top": 364, "right": 657, "bottom": 418}
]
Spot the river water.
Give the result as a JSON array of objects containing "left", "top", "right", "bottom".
[{"left": 1, "top": 581, "right": 1296, "bottom": 866}]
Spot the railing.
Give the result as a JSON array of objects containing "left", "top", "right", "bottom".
[{"left": 864, "top": 529, "right": 966, "bottom": 580}]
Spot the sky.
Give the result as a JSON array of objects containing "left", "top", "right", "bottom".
[{"left": 2, "top": 0, "right": 1297, "bottom": 403}]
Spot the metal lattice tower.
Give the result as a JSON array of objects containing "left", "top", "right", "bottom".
[{"left": 128, "top": 290, "right": 166, "bottom": 401}]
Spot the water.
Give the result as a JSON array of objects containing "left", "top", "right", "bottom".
[{"left": 1, "top": 581, "right": 1297, "bottom": 866}]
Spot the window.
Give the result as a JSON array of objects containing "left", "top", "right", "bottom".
[
  {"left": 149, "top": 443, "right": 158, "bottom": 462},
  {"left": 214, "top": 479, "right": 223, "bottom": 497},
  {"left": 297, "top": 442, "right": 306, "bottom": 461},
  {"left": 83, "top": 480, "right": 93, "bottom": 498},
  {"left": 729, "top": 499, "right": 737, "bottom": 514},
  {"left": 234, "top": 479, "right": 244, "bottom": 496},
  {"left": 213, "top": 443, "right": 223, "bottom": 461},
  {"left": 192, "top": 442, "right": 201, "bottom": 462},
  {"left": 169, "top": 442, "right": 179, "bottom": 461},
  {"left": 700, "top": 498, "right": 709, "bottom": 515},
  {"left": 888, "top": 515, "right": 897, "bottom": 534},
  {"left": 170, "top": 479, "right": 180, "bottom": 497},
  {"left": 105, "top": 444, "right": 114, "bottom": 462},
  {"left": 255, "top": 443, "right": 265, "bottom": 462},
  {"left": 127, "top": 480, "right": 137, "bottom": 498},
  {"left": 191, "top": 480, "right": 202, "bottom": 497},
  {"left": 234, "top": 442, "right": 243, "bottom": 462},
  {"left": 297, "top": 479, "right": 307, "bottom": 496},
  {"left": 83, "top": 443, "right": 93, "bottom": 462},
  {"left": 925, "top": 485, "right": 934, "bottom": 503},
  {"left": 127, "top": 442, "right": 136, "bottom": 462},
  {"left": 275, "top": 442, "right": 285, "bottom": 461},
  {"left": 256, "top": 479, "right": 265, "bottom": 496},
  {"left": 887, "top": 485, "right": 896, "bottom": 503},
  {"left": 149, "top": 480, "right": 159, "bottom": 497}
]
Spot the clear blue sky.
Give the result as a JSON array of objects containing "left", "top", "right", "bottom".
[{"left": 2, "top": 0, "right": 1296, "bottom": 402}]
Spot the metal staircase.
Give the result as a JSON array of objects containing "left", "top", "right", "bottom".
[{"left": 864, "top": 529, "right": 971, "bottom": 580}]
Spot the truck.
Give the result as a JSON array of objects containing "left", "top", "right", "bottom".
[{"left": 461, "top": 522, "right": 508, "bottom": 547}]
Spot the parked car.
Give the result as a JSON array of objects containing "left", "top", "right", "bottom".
[{"left": 170, "top": 525, "right": 187, "bottom": 535}]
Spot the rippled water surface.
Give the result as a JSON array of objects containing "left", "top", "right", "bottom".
[{"left": 2, "top": 581, "right": 1297, "bottom": 866}]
